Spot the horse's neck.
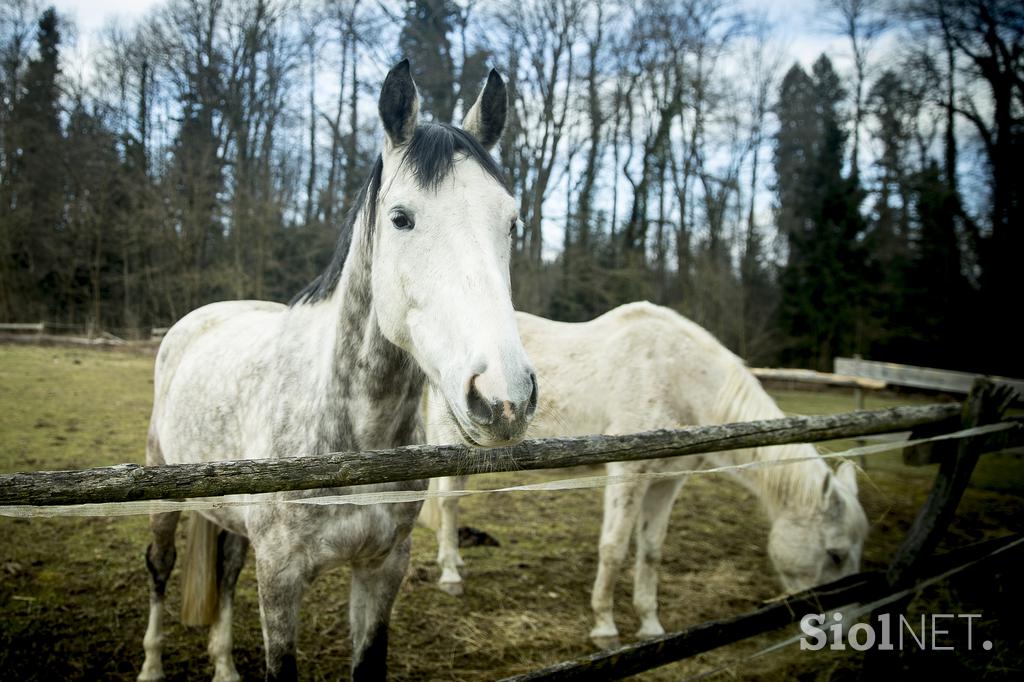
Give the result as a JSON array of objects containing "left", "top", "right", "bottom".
[
  {"left": 701, "top": 362, "right": 827, "bottom": 519},
  {"left": 302, "top": 219, "right": 425, "bottom": 453},
  {"left": 706, "top": 443, "right": 827, "bottom": 520}
]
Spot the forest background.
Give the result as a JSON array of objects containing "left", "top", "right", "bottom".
[{"left": 1, "top": 0, "right": 1020, "bottom": 375}]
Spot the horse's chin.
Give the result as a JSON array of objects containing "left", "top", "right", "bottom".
[
  {"left": 441, "top": 402, "right": 486, "bottom": 448},
  {"left": 444, "top": 403, "right": 520, "bottom": 449},
  {"left": 453, "top": 416, "right": 486, "bottom": 448}
]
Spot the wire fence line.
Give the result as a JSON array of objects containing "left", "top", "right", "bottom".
[{"left": 0, "top": 320, "right": 167, "bottom": 338}]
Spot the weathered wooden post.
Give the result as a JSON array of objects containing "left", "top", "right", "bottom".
[
  {"left": 853, "top": 354, "right": 865, "bottom": 411},
  {"left": 851, "top": 354, "right": 869, "bottom": 470},
  {"left": 860, "top": 378, "right": 1017, "bottom": 677}
]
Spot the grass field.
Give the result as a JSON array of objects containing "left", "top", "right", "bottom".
[{"left": 1, "top": 344, "right": 1022, "bottom": 680}]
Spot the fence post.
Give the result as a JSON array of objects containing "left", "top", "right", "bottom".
[
  {"left": 852, "top": 354, "right": 869, "bottom": 470},
  {"left": 860, "top": 378, "right": 1017, "bottom": 676}
]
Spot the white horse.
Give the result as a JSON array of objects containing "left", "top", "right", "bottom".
[
  {"left": 138, "top": 61, "right": 538, "bottom": 682},
  {"left": 421, "top": 301, "right": 867, "bottom": 647}
]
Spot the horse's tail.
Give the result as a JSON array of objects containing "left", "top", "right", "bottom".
[
  {"left": 417, "top": 478, "right": 442, "bottom": 531},
  {"left": 180, "top": 513, "right": 219, "bottom": 626}
]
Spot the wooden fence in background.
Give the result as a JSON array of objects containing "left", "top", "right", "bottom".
[{"left": 836, "top": 357, "right": 1024, "bottom": 397}]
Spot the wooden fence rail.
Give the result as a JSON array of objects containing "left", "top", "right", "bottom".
[
  {"left": 752, "top": 367, "right": 886, "bottom": 391},
  {"left": 0, "top": 404, "right": 968, "bottom": 508},
  {"left": 0, "top": 322, "right": 45, "bottom": 332},
  {"left": 835, "top": 357, "right": 1024, "bottom": 396}
]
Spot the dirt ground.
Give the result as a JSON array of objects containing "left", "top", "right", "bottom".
[{"left": 1, "top": 344, "right": 1022, "bottom": 680}]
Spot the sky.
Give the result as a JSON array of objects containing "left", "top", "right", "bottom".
[
  {"left": 47, "top": 0, "right": 881, "bottom": 259},
  {"left": 52, "top": 0, "right": 156, "bottom": 35},
  {"left": 51, "top": 0, "right": 854, "bottom": 73}
]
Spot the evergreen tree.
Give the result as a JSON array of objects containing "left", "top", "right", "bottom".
[
  {"left": 774, "top": 56, "right": 868, "bottom": 369},
  {"left": 167, "top": 89, "right": 226, "bottom": 312},
  {"left": 398, "top": 0, "right": 457, "bottom": 123},
  {"left": 860, "top": 69, "right": 915, "bottom": 355},
  {"left": 63, "top": 103, "right": 129, "bottom": 329},
  {"left": 897, "top": 162, "right": 975, "bottom": 369},
  {"left": 4, "top": 7, "right": 65, "bottom": 320}
]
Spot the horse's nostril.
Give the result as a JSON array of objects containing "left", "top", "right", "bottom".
[
  {"left": 526, "top": 373, "right": 538, "bottom": 417},
  {"left": 466, "top": 375, "right": 493, "bottom": 426}
]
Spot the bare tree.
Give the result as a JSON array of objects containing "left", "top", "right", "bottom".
[
  {"left": 821, "top": 0, "right": 888, "bottom": 180},
  {"left": 497, "top": 0, "right": 583, "bottom": 310}
]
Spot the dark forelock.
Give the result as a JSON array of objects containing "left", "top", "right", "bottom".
[{"left": 402, "top": 122, "right": 511, "bottom": 193}]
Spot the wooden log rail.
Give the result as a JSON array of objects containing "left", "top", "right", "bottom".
[
  {"left": 0, "top": 322, "right": 45, "bottom": 332},
  {"left": 835, "top": 357, "right": 1024, "bottom": 396},
  {"left": 0, "top": 403, "right": 968, "bottom": 508},
  {"left": 752, "top": 367, "right": 886, "bottom": 391}
]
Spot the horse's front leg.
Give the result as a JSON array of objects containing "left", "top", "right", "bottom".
[
  {"left": 633, "top": 477, "right": 685, "bottom": 639},
  {"left": 350, "top": 535, "right": 411, "bottom": 680},
  {"left": 253, "top": 542, "right": 313, "bottom": 682},
  {"left": 590, "top": 476, "right": 646, "bottom": 649},
  {"left": 437, "top": 474, "right": 469, "bottom": 595}
]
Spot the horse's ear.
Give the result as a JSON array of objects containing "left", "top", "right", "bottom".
[
  {"left": 379, "top": 59, "right": 419, "bottom": 149},
  {"left": 462, "top": 69, "right": 507, "bottom": 151},
  {"left": 837, "top": 460, "right": 858, "bottom": 496},
  {"left": 822, "top": 473, "right": 843, "bottom": 518}
]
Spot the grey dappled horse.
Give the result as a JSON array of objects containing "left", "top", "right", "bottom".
[{"left": 139, "top": 61, "right": 537, "bottom": 682}]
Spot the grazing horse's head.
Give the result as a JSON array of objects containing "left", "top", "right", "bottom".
[
  {"left": 767, "top": 461, "right": 868, "bottom": 593},
  {"left": 372, "top": 60, "right": 536, "bottom": 447}
]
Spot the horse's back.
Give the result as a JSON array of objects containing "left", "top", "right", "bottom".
[
  {"left": 152, "top": 300, "right": 288, "bottom": 465},
  {"left": 515, "top": 302, "right": 741, "bottom": 436},
  {"left": 156, "top": 300, "right": 284, "bottom": 379}
]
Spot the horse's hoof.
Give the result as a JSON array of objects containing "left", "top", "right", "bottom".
[
  {"left": 439, "top": 580, "right": 464, "bottom": 596},
  {"left": 137, "top": 669, "right": 164, "bottom": 682},
  {"left": 212, "top": 664, "right": 241, "bottom": 682},
  {"left": 635, "top": 625, "right": 665, "bottom": 640},
  {"left": 589, "top": 634, "right": 621, "bottom": 650}
]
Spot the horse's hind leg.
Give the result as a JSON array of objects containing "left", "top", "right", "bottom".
[
  {"left": 139, "top": 511, "right": 181, "bottom": 682},
  {"left": 209, "top": 531, "right": 249, "bottom": 682},
  {"left": 632, "top": 477, "right": 685, "bottom": 639},
  {"left": 590, "top": 476, "right": 646, "bottom": 649},
  {"left": 350, "top": 535, "right": 411, "bottom": 681},
  {"left": 437, "top": 474, "right": 468, "bottom": 595}
]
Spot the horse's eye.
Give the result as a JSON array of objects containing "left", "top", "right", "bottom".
[
  {"left": 391, "top": 210, "right": 413, "bottom": 231},
  {"left": 827, "top": 549, "right": 844, "bottom": 567}
]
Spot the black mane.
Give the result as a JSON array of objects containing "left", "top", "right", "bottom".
[{"left": 289, "top": 123, "right": 509, "bottom": 306}]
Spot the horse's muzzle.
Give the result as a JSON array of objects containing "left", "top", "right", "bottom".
[{"left": 463, "top": 371, "right": 537, "bottom": 445}]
